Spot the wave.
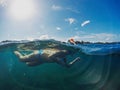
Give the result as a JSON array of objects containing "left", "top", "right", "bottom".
[
  {"left": 1, "top": 39, "right": 120, "bottom": 56},
  {"left": 79, "top": 44, "right": 120, "bottom": 55}
]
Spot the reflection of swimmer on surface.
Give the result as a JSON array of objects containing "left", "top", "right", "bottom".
[{"left": 14, "top": 48, "right": 80, "bottom": 68}]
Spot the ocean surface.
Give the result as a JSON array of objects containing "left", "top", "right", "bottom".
[{"left": 0, "top": 39, "right": 120, "bottom": 90}]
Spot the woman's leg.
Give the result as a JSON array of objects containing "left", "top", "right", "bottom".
[
  {"left": 56, "top": 57, "right": 80, "bottom": 68},
  {"left": 68, "top": 57, "right": 80, "bottom": 66},
  {"left": 56, "top": 57, "right": 70, "bottom": 68},
  {"left": 14, "top": 51, "right": 25, "bottom": 59},
  {"left": 14, "top": 51, "right": 35, "bottom": 61}
]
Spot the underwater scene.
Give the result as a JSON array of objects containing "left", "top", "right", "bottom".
[
  {"left": 0, "top": 40, "right": 120, "bottom": 90},
  {"left": 0, "top": 0, "right": 120, "bottom": 90}
]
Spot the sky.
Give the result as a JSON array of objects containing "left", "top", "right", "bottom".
[{"left": 0, "top": 0, "right": 120, "bottom": 42}]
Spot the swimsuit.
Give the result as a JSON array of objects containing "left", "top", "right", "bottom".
[{"left": 38, "top": 49, "right": 44, "bottom": 55}]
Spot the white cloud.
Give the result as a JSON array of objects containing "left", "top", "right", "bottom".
[
  {"left": 0, "top": 0, "right": 7, "bottom": 7},
  {"left": 39, "top": 34, "right": 55, "bottom": 40},
  {"left": 26, "top": 37, "right": 34, "bottom": 41},
  {"left": 81, "top": 20, "right": 90, "bottom": 27},
  {"left": 25, "top": 34, "right": 55, "bottom": 41},
  {"left": 51, "top": 5, "right": 62, "bottom": 10},
  {"left": 56, "top": 27, "right": 61, "bottom": 31},
  {"left": 66, "top": 8, "right": 80, "bottom": 13},
  {"left": 71, "top": 33, "right": 116, "bottom": 42},
  {"left": 51, "top": 5, "right": 79, "bottom": 14},
  {"left": 39, "top": 34, "right": 49, "bottom": 40},
  {"left": 65, "top": 18, "right": 76, "bottom": 24}
]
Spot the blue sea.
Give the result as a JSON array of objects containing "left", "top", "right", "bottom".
[{"left": 0, "top": 39, "right": 120, "bottom": 90}]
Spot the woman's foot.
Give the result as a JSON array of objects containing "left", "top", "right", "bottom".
[{"left": 69, "top": 57, "right": 80, "bottom": 65}]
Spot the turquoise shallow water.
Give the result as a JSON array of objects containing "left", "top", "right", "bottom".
[{"left": 0, "top": 40, "right": 120, "bottom": 90}]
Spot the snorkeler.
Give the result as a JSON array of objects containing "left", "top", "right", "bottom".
[
  {"left": 68, "top": 38, "right": 76, "bottom": 45},
  {"left": 14, "top": 48, "right": 80, "bottom": 68}
]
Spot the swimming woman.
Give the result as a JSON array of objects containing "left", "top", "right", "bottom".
[{"left": 14, "top": 48, "right": 80, "bottom": 68}]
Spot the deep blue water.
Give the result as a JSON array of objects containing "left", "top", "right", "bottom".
[{"left": 0, "top": 40, "right": 120, "bottom": 90}]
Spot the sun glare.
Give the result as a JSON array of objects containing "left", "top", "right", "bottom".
[{"left": 8, "top": 0, "right": 36, "bottom": 21}]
